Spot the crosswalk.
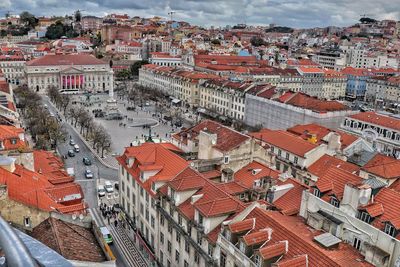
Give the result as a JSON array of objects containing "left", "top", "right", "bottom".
[{"left": 89, "top": 208, "right": 148, "bottom": 267}]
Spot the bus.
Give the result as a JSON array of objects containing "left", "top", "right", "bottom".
[{"left": 100, "top": 227, "right": 113, "bottom": 244}]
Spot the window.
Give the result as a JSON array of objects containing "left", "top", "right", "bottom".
[
  {"left": 167, "top": 241, "right": 172, "bottom": 253},
  {"left": 294, "top": 156, "right": 298, "bottom": 164},
  {"left": 330, "top": 197, "right": 340, "bottom": 208},
  {"left": 140, "top": 187, "right": 144, "bottom": 197},
  {"left": 197, "top": 232, "right": 202, "bottom": 245},
  {"left": 278, "top": 149, "right": 282, "bottom": 156},
  {"left": 176, "top": 232, "right": 181, "bottom": 243},
  {"left": 140, "top": 203, "right": 144, "bottom": 215},
  {"left": 220, "top": 251, "right": 227, "bottom": 267},
  {"left": 160, "top": 215, "right": 165, "bottom": 226},
  {"left": 168, "top": 222, "right": 172, "bottom": 234},
  {"left": 160, "top": 232, "right": 164, "bottom": 244},
  {"left": 224, "top": 156, "right": 230, "bottom": 164},
  {"left": 151, "top": 215, "right": 155, "bottom": 228},
  {"left": 184, "top": 260, "right": 189, "bottom": 267},
  {"left": 175, "top": 250, "right": 180, "bottom": 263},
  {"left": 358, "top": 211, "right": 371, "bottom": 224},
  {"left": 385, "top": 223, "right": 396, "bottom": 237},
  {"left": 353, "top": 237, "right": 361, "bottom": 250},
  {"left": 160, "top": 251, "right": 164, "bottom": 265},
  {"left": 254, "top": 255, "right": 262, "bottom": 266},
  {"left": 185, "top": 239, "right": 190, "bottom": 253},
  {"left": 24, "top": 217, "right": 31, "bottom": 227},
  {"left": 198, "top": 213, "right": 204, "bottom": 225},
  {"left": 208, "top": 244, "right": 214, "bottom": 256},
  {"left": 313, "top": 188, "right": 321, "bottom": 198},
  {"left": 285, "top": 152, "right": 289, "bottom": 160},
  {"left": 178, "top": 214, "right": 182, "bottom": 225},
  {"left": 167, "top": 260, "right": 171, "bottom": 267},
  {"left": 194, "top": 252, "right": 200, "bottom": 264}
]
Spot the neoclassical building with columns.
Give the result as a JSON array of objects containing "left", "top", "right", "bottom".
[{"left": 25, "top": 54, "right": 113, "bottom": 94}]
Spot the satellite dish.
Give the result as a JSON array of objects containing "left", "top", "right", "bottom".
[
  {"left": 72, "top": 214, "right": 77, "bottom": 220},
  {"left": 190, "top": 162, "right": 195, "bottom": 167},
  {"left": 211, "top": 139, "right": 216, "bottom": 145}
]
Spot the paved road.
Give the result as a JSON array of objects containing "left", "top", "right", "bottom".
[{"left": 42, "top": 96, "right": 118, "bottom": 208}]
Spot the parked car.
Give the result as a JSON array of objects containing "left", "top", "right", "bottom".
[
  {"left": 145, "top": 102, "right": 150, "bottom": 106},
  {"left": 104, "top": 181, "right": 114, "bottom": 193},
  {"left": 174, "top": 121, "right": 182, "bottom": 127},
  {"left": 69, "top": 139, "right": 75, "bottom": 146},
  {"left": 67, "top": 150, "right": 75, "bottom": 157},
  {"left": 73, "top": 144, "right": 80, "bottom": 152},
  {"left": 85, "top": 169, "right": 93, "bottom": 179},
  {"left": 100, "top": 227, "right": 113, "bottom": 244},
  {"left": 164, "top": 115, "right": 172, "bottom": 121},
  {"left": 82, "top": 157, "right": 92, "bottom": 166},
  {"left": 98, "top": 185, "right": 106, "bottom": 197}
]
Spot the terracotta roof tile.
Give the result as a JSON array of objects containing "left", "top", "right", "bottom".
[
  {"left": 370, "top": 188, "right": 400, "bottom": 232},
  {"left": 27, "top": 54, "right": 107, "bottom": 66},
  {"left": 349, "top": 111, "right": 400, "bottom": 132},
  {"left": 229, "top": 218, "right": 255, "bottom": 233},
  {"left": 234, "top": 161, "right": 280, "bottom": 188},
  {"left": 362, "top": 153, "right": 400, "bottom": 179},
  {"left": 315, "top": 167, "right": 362, "bottom": 200},
  {"left": 250, "top": 129, "right": 318, "bottom": 157},
  {"left": 308, "top": 154, "right": 360, "bottom": 178},
  {"left": 274, "top": 178, "right": 309, "bottom": 216},
  {"left": 259, "top": 241, "right": 288, "bottom": 259},
  {"left": 243, "top": 229, "right": 271, "bottom": 246},
  {"left": 273, "top": 254, "right": 308, "bottom": 267}
]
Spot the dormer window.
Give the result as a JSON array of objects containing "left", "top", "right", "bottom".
[
  {"left": 384, "top": 223, "right": 396, "bottom": 237},
  {"left": 224, "top": 156, "right": 230, "bottom": 164},
  {"left": 10, "top": 139, "right": 17, "bottom": 145},
  {"left": 313, "top": 188, "right": 321, "bottom": 198},
  {"left": 358, "top": 211, "right": 371, "bottom": 224},
  {"left": 330, "top": 197, "right": 340, "bottom": 208},
  {"left": 170, "top": 188, "right": 175, "bottom": 200},
  {"left": 239, "top": 241, "right": 246, "bottom": 253}
]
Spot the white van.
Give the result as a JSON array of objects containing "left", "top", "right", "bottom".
[
  {"left": 104, "top": 181, "right": 114, "bottom": 193},
  {"left": 73, "top": 144, "right": 80, "bottom": 152}
]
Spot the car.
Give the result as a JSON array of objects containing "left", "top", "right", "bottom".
[
  {"left": 100, "top": 227, "right": 113, "bottom": 244},
  {"left": 73, "top": 144, "right": 80, "bottom": 152},
  {"left": 145, "top": 102, "right": 150, "bottom": 106},
  {"left": 98, "top": 185, "right": 106, "bottom": 197},
  {"left": 104, "top": 181, "right": 114, "bottom": 193},
  {"left": 85, "top": 169, "right": 94, "bottom": 179},
  {"left": 82, "top": 157, "right": 92, "bottom": 166},
  {"left": 69, "top": 139, "right": 75, "bottom": 146},
  {"left": 67, "top": 150, "right": 75, "bottom": 157},
  {"left": 114, "top": 182, "right": 119, "bottom": 191},
  {"left": 164, "top": 115, "right": 172, "bottom": 121},
  {"left": 174, "top": 121, "right": 182, "bottom": 127}
]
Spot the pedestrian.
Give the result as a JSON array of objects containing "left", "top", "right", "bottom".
[
  {"left": 107, "top": 215, "right": 110, "bottom": 225},
  {"left": 114, "top": 219, "right": 118, "bottom": 227}
]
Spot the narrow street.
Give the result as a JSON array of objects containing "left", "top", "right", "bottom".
[{"left": 41, "top": 96, "right": 149, "bottom": 267}]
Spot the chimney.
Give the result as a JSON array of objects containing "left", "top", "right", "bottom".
[{"left": 327, "top": 132, "right": 341, "bottom": 151}]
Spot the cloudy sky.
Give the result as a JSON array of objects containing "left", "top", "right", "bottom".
[{"left": 2, "top": 0, "right": 399, "bottom": 28}]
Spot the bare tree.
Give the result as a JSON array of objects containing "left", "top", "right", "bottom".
[{"left": 96, "top": 126, "right": 112, "bottom": 158}]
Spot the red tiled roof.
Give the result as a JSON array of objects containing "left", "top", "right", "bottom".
[
  {"left": 349, "top": 112, "right": 400, "bottom": 132},
  {"left": 116, "top": 143, "right": 188, "bottom": 196},
  {"left": 27, "top": 54, "right": 107, "bottom": 66},
  {"left": 234, "top": 161, "right": 280, "bottom": 188},
  {"left": 250, "top": 129, "right": 318, "bottom": 157},
  {"left": 273, "top": 255, "right": 308, "bottom": 267},
  {"left": 229, "top": 218, "right": 255, "bottom": 233},
  {"left": 216, "top": 181, "right": 248, "bottom": 195},
  {"left": 274, "top": 178, "right": 309, "bottom": 216},
  {"left": 259, "top": 241, "right": 288, "bottom": 259},
  {"left": 281, "top": 93, "right": 348, "bottom": 112},
  {"left": 0, "top": 125, "right": 27, "bottom": 151},
  {"left": 362, "top": 153, "right": 400, "bottom": 179},
  {"left": 243, "top": 229, "right": 271, "bottom": 246},
  {"left": 370, "top": 188, "right": 400, "bottom": 232},
  {"left": 308, "top": 154, "right": 360, "bottom": 178},
  {"left": 195, "top": 197, "right": 241, "bottom": 217},
  {"left": 234, "top": 208, "right": 372, "bottom": 266},
  {"left": 172, "top": 119, "right": 249, "bottom": 152},
  {"left": 169, "top": 167, "right": 206, "bottom": 191},
  {"left": 200, "top": 169, "right": 221, "bottom": 180},
  {"left": 363, "top": 202, "right": 384, "bottom": 217},
  {"left": 315, "top": 167, "right": 363, "bottom": 200}
]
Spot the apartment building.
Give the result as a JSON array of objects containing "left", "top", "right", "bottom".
[
  {"left": 116, "top": 143, "right": 189, "bottom": 265},
  {"left": 365, "top": 76, "right": 400, "bottom": 104},
  {"left": 311, "top": 50, "right": 347, "bottom": 71},
  {"left": 0, "top": 54, "right": 26, "bottom": 85},
  {"left": 341, "top": 111, "right": 400, "bottom": 158}
]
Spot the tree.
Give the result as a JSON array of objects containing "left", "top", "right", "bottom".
[
  {"left": 45, "top": 21, "right": 78, "bottom": 39},
  {"left": 96, "top": 127, "right": 112, "bottom": 158},
  {"left": 74, "top": 10, "right": 82, "bottom": 22},
  {"left": 360, "top": 17, "right": 376, "bottom": 24},
  {"left": 250, "top": 36, "right": 265, "bottom": 47},
  {"left": 211, "top": 39, "right": 221, "bottom": 45},
  {"left": 130, "top": 60, "right": 149, "bottom": 76},
  {"left": 20, "top": 11, "right": 38, "bottom": 29}
]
